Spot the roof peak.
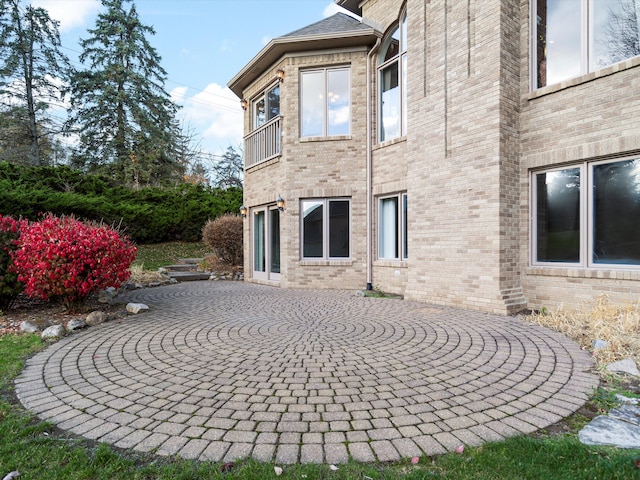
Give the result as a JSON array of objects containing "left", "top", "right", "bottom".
[{"left": 281, "top": 12, "right": 367, "bottom": 39}]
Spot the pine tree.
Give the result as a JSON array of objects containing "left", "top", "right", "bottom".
[
  {"left": 67, "top": 0, "right": 183, "bottom": 186},
  {"left": 0, "top": 0, "right": 71, "bottom": 166}
]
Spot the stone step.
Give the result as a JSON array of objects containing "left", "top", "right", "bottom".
[
  {"left": 163, "top": 264, "right": 199, "bottom": 272},
  {"left": 177, "top": 258, "right": 204, "bottom": 265},
  {"left": 167, "top": 271, "right": 211, "bottom": 282}
]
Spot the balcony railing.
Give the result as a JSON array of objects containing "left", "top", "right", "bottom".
[{"left": 244, "top": 115, "right": 282, "bottom": 169}]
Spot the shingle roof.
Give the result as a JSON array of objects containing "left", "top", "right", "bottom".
[
  {"left": 228, "top": 12, "right": 381, "bottom": 98},
  {"left": 282, "top": 12, "right": 371, "bottom": 38}
]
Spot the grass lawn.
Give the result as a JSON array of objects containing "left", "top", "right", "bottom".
[
  {"left": 132, "top": 241, "right": 212, "bottom": 270},
  {"left": 1, "top": 336, "right": 639, "bottom": 479}
]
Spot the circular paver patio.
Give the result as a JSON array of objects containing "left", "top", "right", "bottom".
[{"left": 15, "top": 281, "right": 598, "bottom": 464}]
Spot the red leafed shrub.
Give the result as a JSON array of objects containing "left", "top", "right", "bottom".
[
  {"left": 11, "top": 214, "right": 137, "bottom": 311},
  {"left": 0, "top": 214, "right": 23, "bottom": 310}
]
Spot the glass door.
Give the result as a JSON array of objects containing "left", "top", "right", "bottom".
[{"left": 252, "top": 206, "right": 281, "bottom": 281}]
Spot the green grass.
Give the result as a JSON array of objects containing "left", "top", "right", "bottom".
[
  {"left": 1, "top": 336, "right": 639, "bottom": 479},
  {"left": 132, "top": 241, "right": 211, "bottom": 270}
]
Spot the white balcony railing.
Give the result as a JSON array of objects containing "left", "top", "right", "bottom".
[{"left": 244, "top": 115, "right": 282, "bottom": 169}]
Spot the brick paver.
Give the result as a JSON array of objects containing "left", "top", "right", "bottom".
[{"left": 15, "top": 282, "right": 598, "bottom": 463}]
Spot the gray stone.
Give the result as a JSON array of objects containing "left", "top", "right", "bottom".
[
  {"left": 579, "top": 415, "right": 640, "bottom": 448},
  {"left": 20, "top": 319, "right": 49, "bottom": 333},
  {"left": 126, "top": 303, "right": 149, "bottom": 314},
  {"left": 157, "top": 268, "right": 168, "bottom": 274},
  {"left": 609, "top": 405, "right": 640, "bottom": 426},
  {"left": 592, "top": 339, "right": 609, "bottom": 350},
  {"left": 66, "top": 318, "right": 88, "bottom": 332},
  {"left": 355, "top": 290, "right": 365, "bottom": 297},
  {"left": 98, "top": 287, "right": 117, "bottom": 304},
  {"left": 606, "top": 358, "right": 640, "bottom": 377},
  {"left": 615, "top": 394, "right": 640, "bottom": 405},
  {"left": 41, "top": 325, "right": 66, "bottom": 340},
  {"left": 86, "top": 311, "right": 107, "bottom": 326}
]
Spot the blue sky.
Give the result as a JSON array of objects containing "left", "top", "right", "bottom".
[{"left": 33, "top": 0, "right": 354, "bottom": 157}]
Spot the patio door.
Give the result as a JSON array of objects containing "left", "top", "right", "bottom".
[{"left": 253, "top": 206, "right": 281, "bottom": 281}]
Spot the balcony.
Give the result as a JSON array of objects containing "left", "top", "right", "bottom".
[{"left": 244, "top": 115, "right": 282, "bottom": 169}]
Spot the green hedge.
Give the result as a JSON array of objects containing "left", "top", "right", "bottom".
[{"left": 0, "top": 162, "right": 242, "bottom": 244}]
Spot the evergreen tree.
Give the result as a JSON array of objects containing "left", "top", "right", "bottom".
[
  {"left": 210, "top": 145, "right": 244, "bottom": 189},
  {"left": 0, "top": 0, "right": 71, "bottom": 166},
  {"left": 67, "top": 0, "right": 183, "bottom": 186}
]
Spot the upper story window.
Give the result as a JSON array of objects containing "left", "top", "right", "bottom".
[
  {"left": 378, "top": 8, "right": 407, "bottom": 142},
  {"left": 532, "top": 157, "right": 640, "bottom": 268},
  {"left": 253, "top": 83, "right": 280, "bottom": 129},
  {"left": 534, "top": 0, "right": 640, "bottom": 89},
  {"left": 300, "top": 67, "right": 351, "bottom": 137}
]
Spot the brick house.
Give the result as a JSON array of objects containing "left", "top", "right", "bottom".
[{"left": 228, "top": 0, "right": 640, "bottom": 314}]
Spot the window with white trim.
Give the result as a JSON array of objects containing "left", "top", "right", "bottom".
[
  {"left": 532, "top": 158, "right": 640, "bottom": 267},
  {"left": 253, "top": 83, "right": 280, "bottom": 130},
  {"left": 300, "top": 67, "right": 350, "bottom": 137},
  {"left": 534, "top": 0, "right": 640, "bottom": 89},
  {"left": 378, "top": 193, "right": 408, "bottom": 260},
  {"left": 301, "top": 198, "right": 351, "bottom": 259},
  {"left": 378, "top": 8, "right": 407, "bottom": 142}
]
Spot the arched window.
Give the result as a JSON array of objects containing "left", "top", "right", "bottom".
[{"left": 378, "top": 8, "right": 407, "bottom": 142}]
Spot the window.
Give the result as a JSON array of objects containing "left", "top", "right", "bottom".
[
  {"left": 300, "top": 67, "right": 350, "bottom": 137},
  {"left": 534, "top": 0, "right": 640, "bottom": 89},
  {"left": 532, "top": 158, "right": 640, "bottom": 267},
  {"left": 378, "top": 193, "right": 408, "bottom": 260},
  {"left": 378, "top": 9, "right": 407, "bottom": 142},
  {"left": 253, "top": 83, "right": 280, "bottom": 129},
  {"left": 301, "top": 199, "right": 350, "bottom": 259}
]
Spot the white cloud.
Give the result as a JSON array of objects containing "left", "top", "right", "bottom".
[
  {"left": 31, "top": 0, "right": 100, "bottom": 33},
  {"left": 170, "top": 86, "right": 188, "bottom": 104},
  {"left": 175, "top": 83, "right": 243, "bottom": 153},
  {"left": 261, "top": 35, "right": 272, "bottom": 46}
]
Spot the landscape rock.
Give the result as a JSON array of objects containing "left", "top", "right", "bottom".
[
  {"left": 66, "top": 318, "right": 88, "bottom": 332},
  {"left": 592, "top": 339, "right": 609, "bottom": 350},
  {"left": 86, "top": 310, "right": 107, "bottom": 326},
  {"left": 126, "top": 303, "right": 149, "bottom": 314},
  {"left": 20, "top": 319, "right": 49, "bottom": 333},
  {"left": 606, "top": 358, "right": 640, "bottom": 377},
  {"left": 157, "top": 267, "right": 168, "bottom": 274},
  {"left": 616, "top": 394, "right": 640, "bottom": 405},
  {"left": 98, "top": 287, "right": 118, "bottom": 304},
  {"left": 579, "top": 409, "right": 640, "bottom": 448},
  {"left": 41, "top": 325, "right": 66, "bottom": 340}
]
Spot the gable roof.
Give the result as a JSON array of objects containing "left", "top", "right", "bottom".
[{"left": 228, "top": 13, "right": 380, "bottom": 98}]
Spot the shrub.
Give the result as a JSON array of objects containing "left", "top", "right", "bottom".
[
  {"left": 201, "top": 214, "right": 243, "bottom": 266},
  {"left": 11, "top": 214, "right": 137, "bottom": 312},
  {"left": 0, "top": 215, "right": 22, "bottom": 310}
]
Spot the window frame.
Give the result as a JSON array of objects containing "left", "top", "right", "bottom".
[
  {"left": 300, "top": 198, "right": 352, "bottom": 260},
  {"left": 299, "top": 66, "right": 351, "bottom": 138},
  {"left": 531, "top": 156, "right": 640, "bottom": 270},
  {"left": 252, "top": 82, "right": 280, "bottom": 131},
  {"left": 377, "top": 192, "right": 408, "bottom": 261},
  {"left": 531, "top": 0, "right": 640, "bottom": 90},
  {"left": 377, "top": 7, "right": 408, "bottom": 143}
]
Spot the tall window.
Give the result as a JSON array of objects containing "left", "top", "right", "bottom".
[
  {"left": 301, "top": 198, "right": 351, "bottom": 259},
  {"left": 535, "top": 0, "right": 640, "bottom": 89},
  {"left": 378, "top": 193, "right": 408, "bottom": 260},
  {"left": 253, "top": 83, "right": 280, "bottom": 129},
  {"left": 533, "top": 158, "right": 640, "bottom": 267},
  {"left": 300, "top": 67, "right": 351, "bottom": 137},
  {"left": 378, "top": 9, "right": 407, "bottom": 142}
]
